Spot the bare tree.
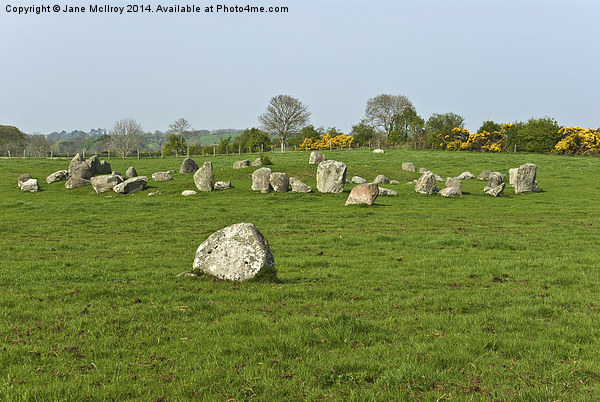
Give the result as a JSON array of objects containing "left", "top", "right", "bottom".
[
  {"left": 167, "top": 118, "right": 193, "bottom": 139},
  {"left": 259, "top": 95, "right": 310, "bottom": 152},
  {"left": 365, "top": 94, "right": 414, "bottom": 139},
  {"left": 109, "top": 118, "right": 145, "bottom": 157},
  {"left": 27, "top": 134, "right": 53, "bottom": 157}
]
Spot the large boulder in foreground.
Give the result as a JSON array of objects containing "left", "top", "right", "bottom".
[
  {"left": 309, "top": 151, "right": 326, "bottom": 164},
  {"left": 515, "top": 163, "right": 539, "bottom": 194},
  {"left": 194, "top": 162, "right": 215, "bottom": 192},
  {"left": 345, "top": 183, "right": 379, "bottom": 206},
  {"left": 91, "top": 173, "right": 123, "bottom": 194},
  {"left": 192, "top": 223, "right": 275, "bottom": 282},
  {"left": 180, "top": 157, "right": 199, "bottom": 173},
  {"left": 316, "top": 160, "right": 347, "bottom": 193},
  {"left": 112, "top": 176, "right": 148, "bottom": 194},
  {"left": 252, "top": 167, "right": 272, "bottom": 193},
  {"left": 414, "top": 172, "right": 437, "bottom": 195}
]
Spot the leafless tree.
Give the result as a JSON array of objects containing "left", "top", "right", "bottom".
[
  {"left": 365, "top": 94, "right": 414, "bottom": 139},
  {"left": 259, "top": 95, "right": 310, "bottom": 152},
  {"left": 109, "top": 118, "right": 145, "bottom": 157},
  {"left": 27, "top": 134, "right": 53, "bottom": 157},
  {"left": 167, "top": 118, "right": 193, "bottom": 139}
]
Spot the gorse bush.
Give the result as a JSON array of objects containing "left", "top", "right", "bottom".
[
  {"left": 554, "top": 127, "right": 600, "bottom": 155},
  {"left": 299, "top": 133, "right": 354, "bottom": 150},
  {"left": 441, "top": 127, "right": 505, "bottom": 153}
]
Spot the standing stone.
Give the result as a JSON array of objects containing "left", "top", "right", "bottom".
[
  {"left": 373, "top": 148, "right": 384, "bottom": 154},
  {"left": 458, "top": 171, "right": 475, "bottom": 180},
  {"left": 508, "top": 168, "right": 518, "bottom": 185},
  {"left": 233, "top": 160, "right": 250, "bottom": 169},
  {"left": 374, "top": 175, "right": 389, "bottom": 184},
  {"left": 20, "top": 178, "right": 39, "bottom": 192},
  {"left": 252, "top": 167, "right": 272, "bottom": 193},
  {"left": 414, "top": 172, "right": 437, "bottom": 195},
  {"left": 65, "top": 177, "right": 91, "bottom": 189},
  {"left": 316, "top": 160, "right": 347, "bottom": 193},
  {"left": 477, "top": 169, "right": 493, "bottom": 180},
  {"left": 251, "top": 157, "right": 262, "bottom": 167},
  {"left": 486, "top": 183, "right": 505, "bottom": 197},
  {"left": 46, "top": 170, "right": 68, "bottom": 184},
  {"left": 17, "top": 174, "right": 32, "bottom": 187},
  {"left": 351, "top": 176, "right": 367, "bottom": 184},
  {"left": 180, "top": 157, "right": 199, "bottom": 173},
  {"left": 269, "top": 172, "right": 289, "bottom": 193},
  {"left": 97, "top": 160, "right": 112, "bottom": 174},
  {"left": 445, "top": 177, "right": 462, "bottom": 193},
  {"left": 515, "top": 163, "right": 539, "bottom": 194},
  {"left": 112, "top": 176, "right": 148, "bottom": 194},
  {"left": 402, "top": 162, "right": 417, "bottom": 172},
  {"left": 126, "top": 166, "right": 138, "bottom": 178},
  {"left": 214, "top": 181, "right": 232, "bottom": 191},
  {"left": 309, "top": 151, "right": 326, "bottom": 164},
  {"left": 192, "top": 223, "right": 275, "bottom": 282},
  {"left": 152, "top": 172, "right": 173, "bottom": 182},
  {"left": 345, "top": 183, "right": 379, "bottom": 206},
  {"left": 484, "top": 172, "right": 504, "bottom": 193},
  {"left": 86, "top": 155, "right": 101, "bottom": 175},
  {"left": 68, "top": 154, "right": 92, "bottom": 180},
  {"left": 289, "top": 177, "right": 312, "bottom": 193},
  {"left": 194, "top": 162, "right": 215, "bottom": 192},
  {"left": 91, "top": 173, "right": 123, "bottom": 194},
  {"left": 378, "top": 187, "right": 398, "bottom": 196}
]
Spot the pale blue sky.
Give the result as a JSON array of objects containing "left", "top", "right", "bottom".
[{"left": 1, "top": 0, "right": 598, "bottom": 134}]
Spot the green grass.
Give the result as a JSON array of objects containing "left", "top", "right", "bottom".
[
  {"left": 189, "top": 132, "right": 243, "bottom": 146},
  {"left": 1, "top": 149, "right": 600, "bottom": 400}
]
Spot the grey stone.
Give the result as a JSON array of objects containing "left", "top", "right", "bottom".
[
  {"left": 378, "top": 187, "right": 398, "bottom": 196},
  {"left": 390, "top": 180, "right": 401, "bottom": 185},
  {"left": 477, "top": 169, "right": 493, "bottom": 180},
  {"left": 373, "top": 148, "right": 384, "bottom": 154},
  {"left": 439, "top": 187, "right": 461, "bottom": 197},
  {"left": 309, "top": 151, "right": 326, "bottom": 164},
  {"left": 233, "top": 160, "right": 250, "bottom": 169},
  {"left": 508, "top": 168, "right": 518, "bottom": 185},
  {"left": 345, "top": 183, "right": 379, "bottom": 206},
  {"left": 402, "top": 162, "right": 417, "bottom": 172},
  {"left": 97, "top": 160, "right": 112, "bottom": 174},
  {"left": 414, "top": 172, "right": 437, "bottom": 195},
  {"left": 316, "top": 160, "right": 347, "bottom": 193},
  {"left": 419, "top": 167, "right": 430, "bottom": 174},
  {"left": 65, "top": 177, "right": 91, "bottom": 189},
  {"left": 112, "top": 176, "right": 148, "bottom": 194},
  {"left": 515, "top": 163, "right": 539, "bottom": 194},
  {"left": 68, "top": 154, "right": 92, "bottom": 180},
  {"left": 351, "top": 176, "right": 367, "bottom": 184},
  {"left": 374, "top": 175, "right": 389, "bottom": 184},
  {"left": 269, "top": 172, "right": 289, "bottom": 193},
  {"left": 152, "top": 172, "right": 173, "bottom": 182},
  {"left": 289, "top": 177, "right": 312, "bottom": 193},
  {"left": 251, "top": 158, "right": 262, "bottom": 167},
  {"left": 18, "top": 174, "right": 32, "bottom": 187},
  {"left": 484, "top": 172, "right": 504, "bottom": 193},
  {"left": 46, "top": 170, "right": 68, "bottom": 184},
  {"left": 86, "top": 155, "right": 101, "bottom": 175},
  {"left": 91, "top": 173, "right": 123, "bottom": 194},
  {"left": 126, "top": 166, "right": 138, "bottom": 178},
  {"left": 458, "top": 171, "right": 475, "bottom": 180},
  {"left": 214, "top": 181, "right": 232, "bottom": 191},
  {"left": 445, "top": 177, "right": 462, "bottom": 193},
  {"left": 252, "top": 167, "right": 272, "bottom": 193},
  {"left": 193, "top": 162, "right": 215, "bottom": 192},
  {"left": 180, "top": 157, "right": 199, "bottom": 173},
  {"left": 485, "top": 182, "right": 505, "bottom": 197},
  {"left": 20, "top": 178, "right": 39, "bottom": 192},
  {"left": 182, "top": 190, "right": 197, "bottom": 196},
  {"left": 192, "top": 223, "right": 275, "bottom": 282}
]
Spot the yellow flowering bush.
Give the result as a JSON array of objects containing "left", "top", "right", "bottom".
[
  {"left": 440, "top": 127, "right": 505, "bottom": 152},
  {"left": 554, "top": 127, "right": 600, "bottom": 155},
  {"left": 299, "top": 133, "right": 354, "bottom": 150}
]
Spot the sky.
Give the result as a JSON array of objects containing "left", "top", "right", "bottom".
[{"left": 1, "top": 0, "right": 599, "bottom": 134}]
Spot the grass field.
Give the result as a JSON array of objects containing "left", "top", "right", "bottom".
[{"left": 1, "top": 149, "right": 599, "bottom": 400}]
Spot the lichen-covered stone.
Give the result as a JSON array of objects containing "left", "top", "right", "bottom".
[
  {"left": 345, "top": 183, "right": 379, "bottom": 206},
  {"left": 316, "top": 160, "right": 347, "bottom": 193},
  {"left": 252, "top": 167, "right": 272, "bottom": 193},
  {"left": 193, "top": 162, "right": 214, "bottom": 192}
]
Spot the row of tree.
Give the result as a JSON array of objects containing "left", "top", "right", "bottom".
[{"left": 2, "top": 93, "right": 598, "bottom": 157}]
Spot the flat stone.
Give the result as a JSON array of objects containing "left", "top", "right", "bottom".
[
  {"left": 112, "top": 176, "right": 148, "bottom": 194},
  {"left": 91, "top": 173, "right": 123, "bottom": 193},
  {"left": 152, "top": 172, "right": 173, "bottom": 182},
  {"left": 46, "top": 170, "right": 68, "bottom": 184},
  {"left": 439, "top": 187, "right": 461, "bottom": 197},
  {"left": 18, "top": 174, "right": 32, "bottom": 187},
  {"left": 251, "top": 158, "right": 262, "bottom": 167},
  {"left": 477, "top": 169, "right": 493, "bottom": 180},
  {"left": 378, "top": 187, "right": 398, "bottom": 196},
  {"left": 289, "top": 177, "right": 312, "bottom": 193},
  {"left": 458, "top": 171, "right": 475, "bottom": 180},
  {"left": 182, "top": 190, "right": 197, "bottom": 196},
  {"left": 352, "top": 176, "right": 367, "bottom": 184},
  {"left": 214, "top": 181, "right": 232, "bottom": 191},
  {"left": 390, "top": 180, "right": 401, "bottom": 185}
]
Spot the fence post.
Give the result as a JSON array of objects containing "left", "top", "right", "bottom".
[
  {"left": 24, "top": 149, "right": 26, "bottom": 158},
  {"left": 137, "top": 150, "right": 140, "bottom": 159},
  {"left": 213, "top": 147, "right": 216, "bottom": 156}
]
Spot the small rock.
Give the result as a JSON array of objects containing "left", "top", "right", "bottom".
[
  {"left": 477, "top": 169, "right": 493, "bottom": 180},
  {"left": 414, "top": 172, "right": 437, "bottom": 195},
  {"left": 112, "top": 176, "right": 148, "bottom": 194},
  {"left": 402, "top": 162, "right": 416, "bottom": 172},
  {"left": 20, "top": 178, "right": 39, "bottom": 192},
  {"left": 126, "top": 166, "right": 138, "bottom": 178},
  {"left": 345, "top": 183, "right": 379, "bottom": 206},
  {"left": 373, "top": 148, "right": 384, "bottom": 154},
  {"left": 439, "top": 187, "right": 461, "bottom": 197},
  {"left": 65, "top": 177, "right": 91, "bottom": 189},
  {"left": 46, "top": 170, "right": 68, "bottom": 184},
  {"left": 182, "top": 190, "right": 197, "bottom": 196},
  {"left": 17, "top": 174, "right": 32, "bottom": 187},
  {"left": 289, "top": 177, "right": 312, "bottom": 193},
  {"left": 458, "top": 171, "right": 475, "bottom": 180},
  {"left": 251, "top": 158, "right": 262, "bottom": 167},
  {"left": 484, "top": 172, "right": 504, "bottom": 193},
  {"left": 390, "top": 180, "right": 401, "bottom": 185},
  {"left": 309, "top": 151, "right": 326, "bottom": 164},
  {"left": 180, "top": 157, "right": 199, "bottom": 173},
  {"left": 378, "top": 187, "right": 398, "bottom": 196},
  {"left": 485, "top": 183, "right": 505, "bottom": 197},
  {"left": 152, "top": 172, "right": 173, "bottom": 182},
  {"left": 214, "top": 181, "right": 232, "bottom": 191},
  {"left": 148, "top": 192, "right": 161, "bottom": 196},
  {"left": 374, "top": 175, "right": 389, "bottom": 184},
  {"left": 233, "top": 160, "right": 250, "bottom": 169},
  {"left": 419, "top": 167, "right": 429, "bottom": 174},
  {"left": 351, "top": 176, "right": 367, "bottom": 184}
]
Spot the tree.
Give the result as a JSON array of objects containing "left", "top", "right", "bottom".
[
  {"left": 504, "top": 116, "right": 561, "bottom": 153},
  {"left": 389, "top": 107, "right": 425, "bottom": 145},
  {"left": 477, "top": 120, "right": 502, "bottom": 134},
  {"left": 109, "top": 118, "right": 145, "bottom": 157},
  {"left": 167, "top": 118, "right": 193, "bottom": 139},
  {"left": 425, "top": 113, "right": 465, "bottom": 148},
  {"left": 350, "top": 121, "right": 376, "bottom": 146},
  {"left": 231, "top": 128, "right": 272, "bottom": 152},
  {"left": 27, "top": 134, "right": 52, "bottom": 157},
  {"left": 364, "top": 94, "right": 414, "bottom": 139},
  {"left": 258, "top": 95, "right": 311, "bottom": 152},
  {"left": 0, "top": 125, "right": 27, "bottom": 156},
  {"left": 288, "top": 125, "right": 320, "bottom": 148},
  {"left": 163, "top": 134, "right": 187, "bottom": 156},
  {"left": 216, "top": 137, "right": 231, "bottom": 154}
]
